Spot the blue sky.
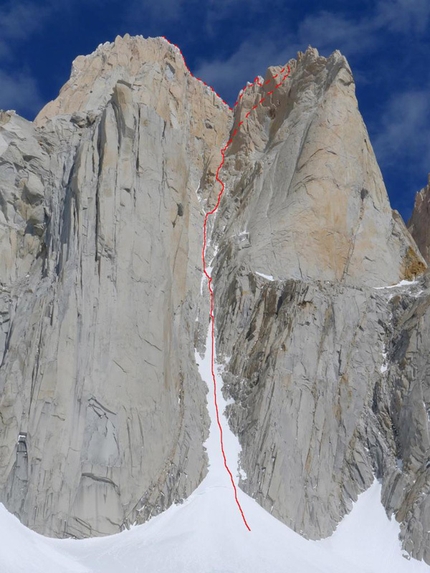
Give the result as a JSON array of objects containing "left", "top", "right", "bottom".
[{"left": 1, "top": 0, "right": 429, "bottom": 221}]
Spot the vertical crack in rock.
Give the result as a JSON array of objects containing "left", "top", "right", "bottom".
[
  {"left": 0, "top": 35, "right": 429, "bottom": 567},
  {"left": 210, "top": 46, "right": 429, "bottom": 564},
  {"left": 0, "top": 35, "right": 231, "bottom": 538}
]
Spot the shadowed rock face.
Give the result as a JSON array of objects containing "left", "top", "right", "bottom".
[
  {"left": 211, "top": 47, "right": 429, "bottom": 561},
  {"left": 377, "top": 273, "right": 430, "bottom": 564},
  {"left": 0, "top": 35, "right": 429, "bottom": 565}
]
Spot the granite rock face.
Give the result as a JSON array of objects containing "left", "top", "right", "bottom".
[
  {"left": 0, "top": 35, "right": 429, "bottom": 566},
  {"left": 409, "top": 176, "right": 430, "bottom": 264},
  {"left": 211, "top": 48, "right": 424, "bottom": 288},
  {"left": 0, "top": 35, "right": 231, "bottom": 537},
  {"left": 376, "top": 273, "right": 430, "bottom": 564},
  {"left": 211, "top": 47, "right": 429, "bottom": 561}
]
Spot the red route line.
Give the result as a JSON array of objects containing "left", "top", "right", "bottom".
[
  {"left": 202, "top": 68, "right": 291, "bottom": 531},
  {"left": 161, "top": 36, "right": 291, "bottom": 531}
]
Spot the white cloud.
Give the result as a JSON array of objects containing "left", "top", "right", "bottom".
[
  {"left": 194, "top": 36, "right": 295, "bottom": 104},
  {"left": 206, "top": 0, "right": 285, "bottom": 21},
  {"left": 0, "top": 1, "right": 52, "bottom": 44},
  {"left": 295, "top": 0, "right": 430, "bottom": 59},
  {"left": 373, "top": 89, "right": 430, "bottom": 171},
  {"left": 376, "top": 0, "right": 430, "bottom": 34},
  {"left": 123, "top": 0, "right": 185, "bottom": 25},
  {"left": 124, "top": 0, "right": 287, "bottom": 35},
  {"left": 374, "top": 87, "right": 430, "bottom": 170},
  {"left": 195, "top": 0, "right": 430, "bottom": 97},
  {"left": 0, "top": 1, "right": 54, "bottom": 117},
  {"left": 0, "top": 70, "right": 43, "bottom": 118},
  {"left": 0, "top": 41, "right": 12, "bottom": 59},
  {"left": 0, "top": 0, "right": 104, "bottom": 53},
  {"left": 296, "top": 11, "right": 379, "bottom": 57}
]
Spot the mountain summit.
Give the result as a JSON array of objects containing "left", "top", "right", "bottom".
[{"left": 0, "top": 35, "right": 429, "bottom": 568}]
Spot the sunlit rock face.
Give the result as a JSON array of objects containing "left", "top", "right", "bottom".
[
  {"left": 0, "top": 35, "right": 429, "bottom": 567},
  {"left": 0, "top": 35, "right": 231, "bottom": 538},
  {"left": 409, "top": 176, "right": 430, "bottom": 264},
  {"left": 210, "top": 47, "right": 429, "bottom": 561},
  {"left": 212, "top": 47, "right": 424, "bottom": 288}
]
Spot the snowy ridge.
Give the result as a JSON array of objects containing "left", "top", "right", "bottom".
[
  {"left": 374, "top": 279, "right": 418, "bottom": 290},
  {"left": 195, "top": 332, "right": 246, "bottom": 495},
  {"left": 255, "top": 271, "right": 275, "bottom": 281},
  {"left": 0, "top": 329, "right": 429, "bottom": 571}
]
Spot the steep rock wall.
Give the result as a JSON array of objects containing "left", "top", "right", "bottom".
[
  {"left": 409, "top": 177, "right": 430, "bottom": 264},
  {"left": 211, "top": 47, "right": 429, "bottom": 562},
  {"left": 212, "top": 48, "right": 424, "bottom": 287},
  {"left": 0, "top": 36, "right": 231, "bottom": 537},
  {"left": 0, "top": 35, "right": 429, "bottom": 567}
]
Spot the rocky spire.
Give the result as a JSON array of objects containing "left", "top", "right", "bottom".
[
  {"left": 408, "top": 174, "right": 430, "bottom": 263},
  {"left": 0, "top": 36, "right": 429, "bottom": 566},
  {"left": 212, "top": 46, "right": 425, "bottom": 288},
  {"left": 0, "top": 35, "right": 230, "bottom": 538}
]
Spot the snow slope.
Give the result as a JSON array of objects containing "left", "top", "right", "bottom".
[{"left": 0, "top": 331, "right": 429, "bottom": 572}]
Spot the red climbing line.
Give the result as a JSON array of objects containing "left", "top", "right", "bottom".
[
  {"left": 160, "top": 35, "right": 292, "bottom": 532},
  {"left": 201, "top": 64, "right": 292, "bottom": 532}
]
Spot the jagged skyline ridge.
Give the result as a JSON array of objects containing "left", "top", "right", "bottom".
[
  {"left": 0, "top": 37, "right": 429, "bottom": 567},
  {"left": 0, "top": 1, "right": 430, "bottom": 220}
]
